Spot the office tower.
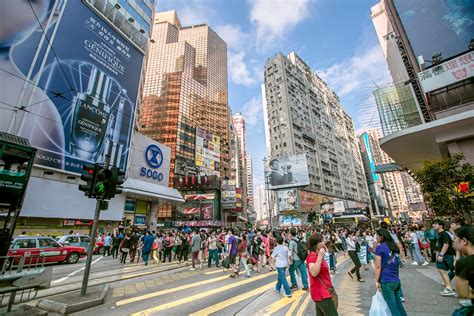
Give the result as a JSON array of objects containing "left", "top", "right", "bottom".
[
  {"left": 254, "top": 185, "right": 268, "bottom": 221},
  {"left": 246, "top": 155, "right": 254, "bottom": 210},
  {"left": 139, "top": 11, "right": 230, "bottom": 184},
  {"left": 232, "top": 112, "right": 254, "bottom": 212},
  {"left": 263, "top": 52, "right": 370, "bottom": 205},
  {"left": 229, "top": 115, "right": 247, "bottom": 213}
]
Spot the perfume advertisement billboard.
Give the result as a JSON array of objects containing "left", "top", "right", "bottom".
[{"left": 0, "top": 1, "right": 143, "bottom": 174}]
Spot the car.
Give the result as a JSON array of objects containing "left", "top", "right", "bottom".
[
  {"left": 55, "top": 235, "right": 105, "bottom": 254},
  {"left": 8, "top": 236, "right": 87, "bottom": 264}
]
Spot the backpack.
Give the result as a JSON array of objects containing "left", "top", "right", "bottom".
[
  {"left": 163, "top": 238, "right": 171, "bottom": 248},
  {"left": 296, "top": 240, "right": 308, "bottom": 261},
  {"left": 269, "top": 237, "right": 276, "bottom": 249}
]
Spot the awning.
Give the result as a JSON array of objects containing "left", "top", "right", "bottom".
[
  {"left": 238, "top": 216, "right": 248, "bottom": 222},
  {"left": 181, "top": 208, "right": 200, "bottom": 214},
  {"left": 122, "top": 178, "right": 184, "bottom": 203}
]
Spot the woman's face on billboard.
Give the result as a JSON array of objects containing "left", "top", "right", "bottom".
[{"left": 0, "top": 0, "right": 50, "bottom": 48}]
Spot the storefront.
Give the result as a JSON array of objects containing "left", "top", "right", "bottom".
[{"left": 120, "top": 132, "right": 184, "bottom": 231}]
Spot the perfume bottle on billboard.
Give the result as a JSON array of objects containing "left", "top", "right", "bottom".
[
  {"left": 103, "top": 89, "right": 126, "bottom": 167},
  {"left": 70, "top": 68, "right": 112, "bottom": 160}
]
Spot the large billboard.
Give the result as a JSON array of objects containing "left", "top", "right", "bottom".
[
  {"left": 128, "top": 132, "right": 171, "bottom": 187},
  {"left": 280, "top": 215, "right": 302, "bottom": 226},
  {"left": 0, "top": 1, "right": 143, "bottom": 174},
  {"left": 418, "top": 51, "right": 474, "bottom": 92},
  {"left": 277, "top": 188, "right": 299, "bottom": 212},
  {"left": 264, "top": 154, "right": 310, "bottom": 190},
  {"left": 195, "top": 127, "right": 221, "bottom": 176},
  {"left": 394, "top": 0, "right": 473, "bottom": 61},
  {"left": 221, "top": 180, "right": 237, "bottom": 209}
]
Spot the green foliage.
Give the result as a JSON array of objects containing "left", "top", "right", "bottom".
[{"left": 413, "top": 154, "right": 473, "bottom": 223}]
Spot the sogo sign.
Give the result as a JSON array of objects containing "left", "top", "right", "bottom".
[{"left": 140, "top": 144, "right": 164, "bottom": 182}]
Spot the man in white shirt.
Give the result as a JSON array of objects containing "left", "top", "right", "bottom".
[{"left": 272, "top": 236, "right": 293, "bottom": 298}]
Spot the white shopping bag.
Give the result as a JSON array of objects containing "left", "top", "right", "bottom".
[{"left": 369, "top": 291, "right": 392, "bottom": 316}]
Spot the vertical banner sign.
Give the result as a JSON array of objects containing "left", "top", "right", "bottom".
[{"left": 1, "top": 1, "right": 144, "bottom": 173}]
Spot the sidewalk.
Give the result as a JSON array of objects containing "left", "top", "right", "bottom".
[{"left": 333, "top": 261, "right": 460, "bottom": 316}]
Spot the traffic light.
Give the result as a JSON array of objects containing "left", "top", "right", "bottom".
[
  {"left": 94, "top": 166, "right": 112, "bottom": 199},
  {"left": 79, "top": 164, "right": 97, "bottom": 198},
  {"left": 107, "top": 167, "right": 126, "bottom": 199}
]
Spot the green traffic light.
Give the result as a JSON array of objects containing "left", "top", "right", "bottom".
[{"left": 97, "top": 182, "right": 105, "bottom": 193}]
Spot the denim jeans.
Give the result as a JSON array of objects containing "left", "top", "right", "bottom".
[
  {"left": 240, "top": 256, "right": 251, "bottom": 276},
  {"left": 207, "top": 249, "right": 219, "bottom": 267},
  {"left": 412, "top": 243, "right": 425, "bottom": 264},
  {"left": 276, "top": 267, "right": 291, "bottom": 296},
  {"left": 289, "top": 259, "right": 309, "bottom": 288},
  {"left": 380, "top": 281, "right": 407, "bottom": 316}
]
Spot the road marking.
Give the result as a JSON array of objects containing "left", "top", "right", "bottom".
[
  {"left": 51, "top": 256, "right": 103, "bottom": 284},
  {"left": 129, "top": 271, "right": 276, "bottom": 315},
  {"left": 116, "top": 271, "right": 246, "bottom": 307},
  {"left": 189, "top": 281, "right": 275, "bottom": 316},
  {"left": 295, "top": 292, "right": 312, "bottom": 316},
  {"left": 286, "top": 291, "right": 304, "bottom": 316},
  {"left": 204, "top": 269, "right": 226, "bottom": 275},
  {"left": 262, "top": 287, "right": 305, "bottom": 315}
]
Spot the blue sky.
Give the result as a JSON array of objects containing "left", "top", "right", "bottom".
[{"left": 156, "top": 0, "right": 392, "bottom": 188}]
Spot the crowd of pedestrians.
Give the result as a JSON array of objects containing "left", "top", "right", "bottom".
[{"left": 94, "top": 216, "right": 472, "bottom": 316}]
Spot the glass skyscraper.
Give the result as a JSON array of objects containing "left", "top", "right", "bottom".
[{"left": 139, "top": 11, "right": 230, "bottom": 188}]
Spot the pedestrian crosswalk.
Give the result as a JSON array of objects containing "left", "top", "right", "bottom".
[{"left": 105, "top": 256, "right": 350, "bottom": 315}]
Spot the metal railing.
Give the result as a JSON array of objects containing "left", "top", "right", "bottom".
[{"left": 0, "top": 255, "right": 51, "bottom": 312}]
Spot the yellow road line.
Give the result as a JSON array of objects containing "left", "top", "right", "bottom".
[
  {"left": 204, "top": 269, "right": 227, "bottom": 275},
  {"left": 116, "top": 271, "right": 246, "bottom": 306},
  {"left": 189, "top": 281, "right": 275, "bottom": 316},
  {"left": 130, "top": 271, "right": 276, "bottom": 315},
  {"left": 285, "top": 291, "right": 304, "bottom": 316},
  {"left": 262, "top": 287, "right": 305, "bottom": 316},
  {"left": 296, "top": 292, "right": 312, "bottom": 316}
]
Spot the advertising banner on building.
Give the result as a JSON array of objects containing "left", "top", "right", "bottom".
[
  {"left": 128, "top": 132, "right": 171, "bottom": 187},
  {"left": 221, "top": 180, "right": 236, "bottom": 209},
  {"left": 280, "top": 215, "right": 302, "bottom": 226},
  {"left": 277, "top": 189, "right": 299, "bottom": 212},
  {"left": 299, "top": 191, "right": 333, "bottom": 213},
  {"left": 0, "top": 1, "right": 143, "bottom": 174},
  {"left": 195, "top": 127, "right": 220, "bottom": 176},
  {"left": 418, "top": 52, "right": 474, "bottom": 93},
  {"left": 362, "top": 133, "right": 379, "bottom": 182},
  {"left": 264, "top": 154, "right": 309, "bottom": 190}
]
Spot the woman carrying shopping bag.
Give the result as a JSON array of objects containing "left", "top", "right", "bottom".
[
  {"left": 374, "top": 228, "right": 407, "bottom": 316},
  {"left": 306, "top": 232, "right": 338, "bottom": 316}
]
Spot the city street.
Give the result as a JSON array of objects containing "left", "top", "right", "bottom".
[{"left": 25, "top": 255, "right": 460, "bottom": 315}]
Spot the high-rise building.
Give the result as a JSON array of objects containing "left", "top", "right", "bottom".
[
  {"left": 246, "top": 155, "right": 254, "bottom": 211},
  {"left": 139, "top": 11, "right": 230, "bottom": 184},
  {"left": 232, "top": 112, "right": 254, "bottom": 212},
  {"left": 263, "top": 52, "right": 370, "bottom": 219},
  {"left": 254, "top": 185, "right": 268, "bottom": 221},
  {"left": 229, "top": 114, "right": 247, "bottom": 213},
  {"left": 371, "top": 1, "right": 474, "bottom": 171},
  {"left": 358, "top": 128, "right": 426, "bottom": 220}
]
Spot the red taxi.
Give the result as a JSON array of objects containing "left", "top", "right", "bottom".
[{"left": 8, "top": 236, "right": 87, "bottom": 264}]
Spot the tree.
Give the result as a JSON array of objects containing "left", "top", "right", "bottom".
[{"left": 413, "top": 154, "right": 473, "bottom": 225}]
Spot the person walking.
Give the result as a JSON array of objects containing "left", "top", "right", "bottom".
[
  {"left": 103, "top": 233, "right": 112, "bottom": 257},
  {"left": 272, "top": 236, "right": 292, "bottom": 298},
  {"left": 151, "top": 235, "right": 159, "bottom": 264},
  {"left": 425, "top": 224, "right": 438, "bottom": 263},
  {"left": 179, "top": 232, "right": 190, "bottom": 264},
  {"left": 207, "top": 231, "right": 220, "bottom": 268},
  {"left": 190, "top": 229, "right": 202, "bottom": 271},
  {"left": 346, "top": 231, "right": 364, "bottom": 282},
  {"left": 111, "top": 232, "right": 121, "bottom": 258},
  {"left": 162, "top": 232, "right": 174, "bottom": 263},
  {"left": 228, "top": 229, "right": 239, "bottom": 277},
  {"left": 433, "top": 219, "right": 457, "bottom": 297},
  {"left": 288, "top": 229, "right": 309, "bottom": 290},
  {"left": 452, "top": 226, "right": 474, "bottom": 316},
  {"left": 141, "top": 231, "right": 155, "bottom": 265},
  {"left": 237, "top": 234, "right": 251, "bottom": 277},
  {"left": 407, "top": 225, "right": 429, "bottom": 266},
  {"left": 374, "top": 228, "right": 407, "bottom": 316},
  {"left": 119, "top": 233, "right": 131, "bottom": 264},
  {"left": 306, "top": 232, "right": 338, "bottom": 316}
]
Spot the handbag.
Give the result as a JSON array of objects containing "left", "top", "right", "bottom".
[
  {"left": 121, "top": 247, "right": 130, "bottom": 253},
  {"left": 316, "top": 276, "right": 338, "bottom": 309}
]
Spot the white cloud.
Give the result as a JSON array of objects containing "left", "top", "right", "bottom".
[
  {"left": 214, "top": 24, "right": 249, "bottom": 50},
  {"left": 317, "top": 45, "right": 391, "bottom": 96},
  {"left": 241, "top": 96, "right": 263, "bottom": 126},
  {"left": 178, "top": 1, "right": 215, "bottom": 26},
  {"left": 229, "top": 51, "right": 258, "bottom": 86},
  {"left": 249, "top": 0, "right": 311, "bottom": 48}
]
